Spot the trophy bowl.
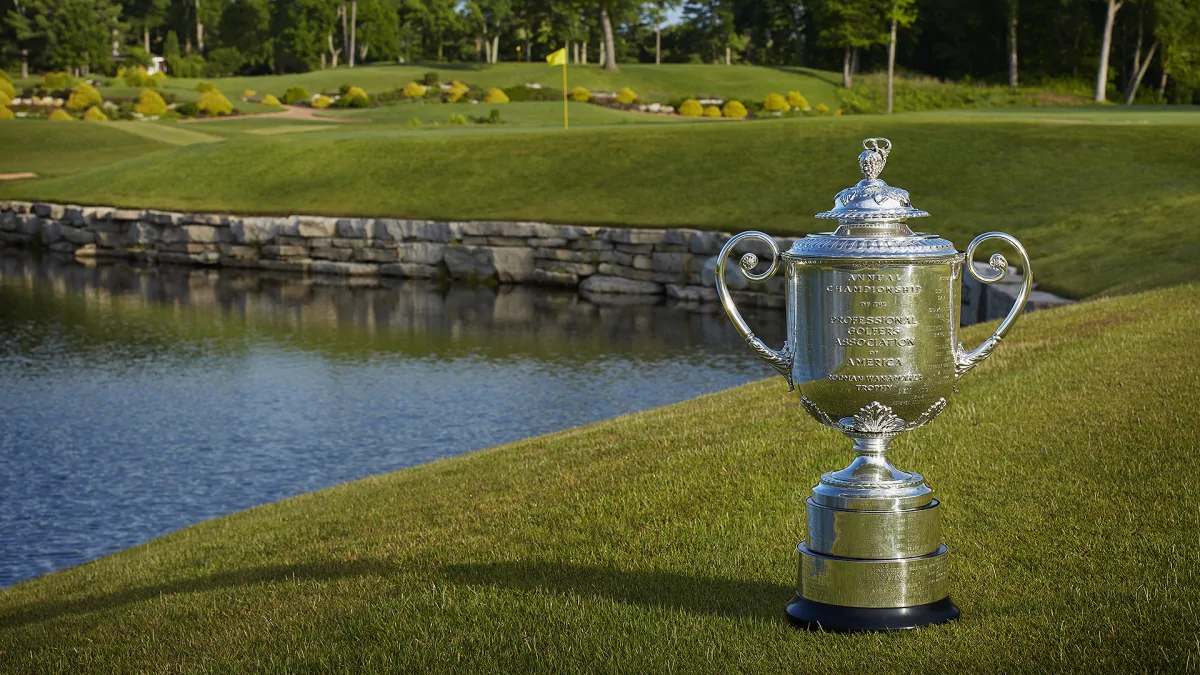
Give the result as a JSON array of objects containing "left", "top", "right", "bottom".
[{"left": 715, "top": 138, "right": 1032, "bottom": 631}]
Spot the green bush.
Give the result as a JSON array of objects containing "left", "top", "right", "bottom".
[
  {"left": 344, "top": 86, "right": 370, "bottom": 107},
  {"left": 483, "top": 88, "right": 509, "bottom": 104},
  {"left": 124, "top": 47, "right": 152, "bottom": 68},
  {"left": 133, "top": 89, "right": 167, "bottom": 116},
  {"left": 261, "top": 93, "right": 281, "bottom": 106},
  {"left": 0, "top": 91, "right": 11, "bottom": 108},
  {"left": 403, "top": 81, "right": 427, "bottom": 98},
  {"left": 198, "top": 89, "right": 233, "bottom": 115},
  {"left": 312, "top": 94, "right": 332, "bottom": 109},
  {"left": 787, "top": 91, "right": 809, "bottom": 110},
  {"left": 447, "top": 113, "right": 467, "bottom": 125},
  {"left": 423, "top": 71, "right": 439, "bottom": 86},
  {"left": 65, "top": 82, "right": 103, "bottom": 111},
  {"left": 0, "top": 79, "right": 16, "bottom": 100},
  {"left": 42, "top": 72, "right": 74, "bottom": 89},
  {"left": 722, "top": 100, "right": 747, "bottom": 118},
  {"left": 204, "top": 47, "right": 244, "bottom": 77},
  {"left": 814, "top": 103, "right": 829, "bottom": 115},
  {"left": 703, "top": 105, "right": 722, "bottom": 117},
  {"left": 242, "top": 89, "right": 256, "bottom": 100},
  {"left": 678, "top": 99, "right": 703, "bottom": 116},
  {"left": 176, "top": 101, "right": 200, "bottom": 116},
  {"left": 123, "top": 68, "right": 159, "bottom": 88},
  {"left": 48, "top": 108, "right": 73, "bottom": 121},
  {"left": 616, "top": 87, "right": 637, "bottom": 105},
  {"left": 446, "top": 81, "right": 469, "bottom": 103},
  {"left": 571, "top": 86, "right": 591, "bottom": 102},
  {"left": 762, "top": 93, "right": 787, "bottom": 113},
  {"left": 83, "top": 105, "right": 108, "bottom": 121},
  {"left": 196, "top": 82, "right": 216, "bottom": 93},
  {"left": 468, "top": 108, "right": 503, "bottom": 124},
  {"left": 167, "top": 54, "right": 206, "bottom": 78},
  {"left": 283, "top": 86, "right": 310, "bottom": 105},
  {"left": 0, "top": 106, "right": 13, "bottom": 121},
  {"left": 502, "top": 85, "right": 562, "bottom": 102}
]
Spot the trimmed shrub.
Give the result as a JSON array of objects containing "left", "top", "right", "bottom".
[
  {"left": 83, "top": 105, "right": 108, "bottom": 121},
  {"left": 0, "top": 107, "right": 13, "bottom": 121},
  {"left": 242, "top": 89, "right": 256, "bottom": 100},
  {"left": 446, "top": 81, "right": 469, "bottom": 103},
  {"left": 66, "top": 83, "right": 103, "bottom": 111},
  {"left": 447, "top": 113, "right": 467, "bottom": 125},
  {"left": 762, "top": 93, "right": 788, "bottom": 113},
  {"left": 0, "top": 79, "right": 15, "bottom": 99},
  {"left": 616, "top": 87, "right": 637, "bottom": 105},
  {"left": 501, "top": 85, "right": 562, "bottom": 102},
  {"left": 814, "top": 103, "right": 830, "bottom": 115},
  {"left": 423, "top": 71, "right": 439, "bottom": 86},
  {"left": 176, "top": 101, "right": 200, "bottom": 116},
  {"left": 204, "top": 47, "right": 244, "bottom": 77},
  {"left": 134, "top": 89, "right": 167, "bottom": 116},
  {"left": 124, "top": 46, "right": 152, "bottom": 68},
  {"left": 49, "top": 108, "right": 73, "bottom": 121},
  {"left": 196, "top": 82, "right": 216, "bottom": 93},
  {"left": 0, "top": 68, "right": 9, "bottom": 82},
  {"left": 483, "top": 88, "right": 509, "bottom": 104},
  {"left": 167, "top": 54, "right": 206, "bottom": 78},
  {"left": 678, "top": 98, "right": 703, "bottom": 116},
  {"left": 835, "top": 108, "right": 844, "bottom": 116},
  {"left": 722, "top": 100, "right": 747, "bottom": 118},
  {"left": 198, "top": 89, "right": 233, "bottom": 115},
  {"left": 403, "top": 81, "right": 427, "bottom": 99},
  {"left": 344, "top": 86, "right": 369, "bottom": 106},
  {"left": 787, "top": 91, "right": 809, "bottom": 110},
  {"left": 124, "top": 68, "right": 159, "bottom": 88},
  {"left": 703, "top": 105, "right": 722, "bottom": 117},
  {"left": 283, "top": 86, "right": 309, "bottom": 105},
  {"left": 43, "top": 72, "right": 74, "bottom": 89},
  {"left": 261, "top": 93, "right": 281, "bottom": 106},
  {"left": 571, "top": 86, "right": 591, "bottom": 102},
  {"left": 0, "top": 91, "right": 11, "bottom": 108},
  {"left": 312, "top": 94, "right": 332, "bottom": 109}
]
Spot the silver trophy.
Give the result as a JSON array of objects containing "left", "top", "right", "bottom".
[{"left": 716, "top": 138, "right": 1032, "bottom": 631}]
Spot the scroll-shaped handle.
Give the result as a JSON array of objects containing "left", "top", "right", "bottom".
[
  {"left": 955, "top": 232, "right": 1033, "bottom": 379},
  {"left": 715, "top": 231, "right": 794, "bottom": 390}
]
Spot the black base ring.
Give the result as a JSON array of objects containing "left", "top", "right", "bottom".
[{"left": 786, "top": 595, "right": 960, "bottom": 632}]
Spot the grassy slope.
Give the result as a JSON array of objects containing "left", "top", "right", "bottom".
[
  {"left": 2, "top": 112, "right": 1198, "bottom": 298},
  {"left": 0, "top": 285, "right": 1197, "bottom": 672},
  {"left": 0, "top": 121, "right": 171, "bottom": 178},
  {"left": 317, "top": 100, "right": 689, "bottom": 126},
  {"left": 153, "top": 62, "right": 844, "bottom": 107}
]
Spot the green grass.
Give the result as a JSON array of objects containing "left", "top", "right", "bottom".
[
  {"left": 3, "top": 110, "right": 1198, "bottom": 298},
  {"left": 1, "top": 285, "right": 1197, "bottom": 672},
  {"left": 318, "top": 100, "right": 691, "bottom": 126}
]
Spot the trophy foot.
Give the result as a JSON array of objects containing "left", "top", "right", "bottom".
[{"left": 786, "top": 596, "right": 960, "bottom": 632}]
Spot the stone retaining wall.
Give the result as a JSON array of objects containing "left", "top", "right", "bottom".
[{"left": 0, "top": 201, "right": 785, "bottom": 308}]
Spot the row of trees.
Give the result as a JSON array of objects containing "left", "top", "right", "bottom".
[{"left": 2, "top": 0, "right": 1198, "bottom": 102}]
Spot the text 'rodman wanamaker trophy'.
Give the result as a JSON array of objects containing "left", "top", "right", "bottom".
[{"left": 716, "top": 138, "right": 1032, "bottom": 631}]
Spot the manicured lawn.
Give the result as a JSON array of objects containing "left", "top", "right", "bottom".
[
  {"left": 0, "top": 285, "right": 1196, "bottom": 672},
  {"left": 318, "top": 99, "right": 692, "bottom": 126},
  {"left": 2, "top": 110, "right": 1198, "bottom": 298},
  {"left": 0, "top": 120, "right": 172, "bottom": 177}
]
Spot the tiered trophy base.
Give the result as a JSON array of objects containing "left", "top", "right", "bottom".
[{"left": 787, "top": 448, "right": 961, "bottom": 632}]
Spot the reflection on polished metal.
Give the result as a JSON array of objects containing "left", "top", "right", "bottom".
[{"left": 716, "top": 138, "right": 1032, "bottom": 631}]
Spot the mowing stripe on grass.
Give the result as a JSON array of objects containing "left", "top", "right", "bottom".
[{"left": 108, "top": 122, "right": 223, "bottom": 146}]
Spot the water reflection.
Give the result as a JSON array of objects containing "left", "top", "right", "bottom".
[{"left": 0, "top": 253, "right": 784, "bottom": 587}]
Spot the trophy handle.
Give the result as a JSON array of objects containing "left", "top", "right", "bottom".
[
  {"left": 715, "top": 231, "right": 794, "bottom": 391},
  {"left": 955, "top": 232, "right": 1033, "bottom": 379}
]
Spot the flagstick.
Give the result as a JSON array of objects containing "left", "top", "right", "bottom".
[{"left": 562, "top": 62, "right": 568, "bottom": 129}]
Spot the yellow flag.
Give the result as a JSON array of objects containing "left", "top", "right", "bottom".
[{"left": 546, "top": 47, "right": 567, "bottom": 66}]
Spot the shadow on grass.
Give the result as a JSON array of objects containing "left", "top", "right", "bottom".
[
  {"left": 0, "top": 559, "right": 400, "bottom": 630},
  {"left": 767, "top": 66, "right": 843, "bottom": 88},
  {"left": 1, "top": 559, "right": 791, "bottom": 629},
  {"left": 439, "top": 561, "right": 792, "bottom": 623}
]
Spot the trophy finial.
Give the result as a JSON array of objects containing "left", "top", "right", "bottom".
[{"left": 858, "top": 137, "right": 891, "bottom": 181}]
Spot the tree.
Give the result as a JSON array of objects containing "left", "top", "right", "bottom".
[
  {"left": 123, "top": 0, "right": 169, "bottom": 54},
  {"left": 466, "top": 0, "right": 512, "bottom": 63},
  {"left": 643, "top": 1, "right": 678, "bottom": 64},
  {"left": 1007, "top": 0, "right": 1018, "bottom": 87},
  {"left": 218, "top": 0, "right": 272, "bottom": 71},
  {"left": 599, "top": 1, "right": 619, "bottom": 70},
  {"left": 1095, "top": 0, "right": 1124, "bottom": 102},
  {"left": 814, "top": 0, "right": 886, "bottom": 89},
  {"left": 6, "top": 0, "right": 120, "bottom": 74},
  {"left": 885, "top": 0, "right": 917, "bottom": 113},
  {"left": 354, "top": 0, "right": 400, "bottom": 62},
  {"left": 273, "top": 0, "right": 339, "bottom": 71},
  {"left": 1122, "top": 1, "right": 1158, "bottom": 103},
  {"left": 683, "top": 0, "right": 735, "bottom": 65},
  {"left": 1154, "top": 0, "right": 1200, "bottom": 101}
]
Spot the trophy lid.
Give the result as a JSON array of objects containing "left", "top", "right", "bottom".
[{"left": 784, "top": 138, "right": 958, "bottom": 260}]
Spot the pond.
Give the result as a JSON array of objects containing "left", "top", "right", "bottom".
[{"left": 0, "top": 252, "right": 786, "bottom": 588}]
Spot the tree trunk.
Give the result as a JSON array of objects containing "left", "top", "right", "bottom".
[
  {"left": 582, "top": 40, "right": 588, "bottom": 64},
  {"left": 144, "top": 24, "right": 150, "bottom": 53},
  {"left": 599, "top": 41, "right": 605, "bottom": 68},
  {"left": 194, "top": 0, "right": 204, "bottom": 53},
  {"left": 887, "top": 17, "right": 897, "bottom": 114},
  {"left": 360, "top": 43, "right": 369, "bottom": 61},
  {"left": 475, "top": 37, "right": 482, "bottom": 62},
  {"left": 21, "top": 49, "right": 29, "bottom": 79},
  {"left": 1124, "top": 41, "right": 1157, "bottom": 104},
  {"left": 851, "top": 46, "right": 859, "bottom": 74},
  {"left": 1007, "top": 0, "right": 1018, "bottom": 88},
  {"left": 600, "top": 5, "right": 618, "bottom": 72},
  {"left": 1094, "top": 0, "right": 1122, "bottom": 102},
  {"left": 320, "top": 53, "right": 326, "bottom": 69},
  {"left": 655, "top": 24, "right": 661, "bottom": 65},
  {"left": 483, "top": 34, "right": 491, "bottom": 64},
  {"left": 725, "top": 44, "right": 730, "bottom": 66},
  {"left": 340, "top": 1, "right": 348, "bottom": 67},
  {"left": 328, "top": 33, "right": 341, "bottom": 69},
  {"left": 437, "top": 41, "right": 443, "bottom": 61},
  {"left": 842, "top": 46, "right": 851, "bottom": 89},
  {"left": 1158, "top": 68, "right": 1169, "bottom": 99},
  {"left": 491, "top": 35, "right": 499, "bottom": 64},
  {"left": 349, "top": 0, "right": 357, "bottom": 68}
]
